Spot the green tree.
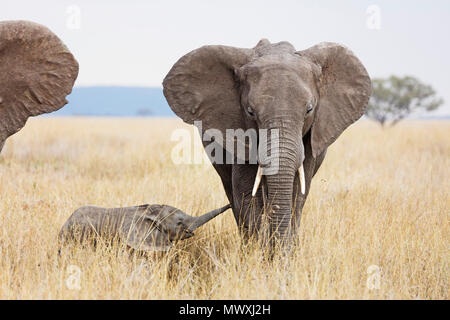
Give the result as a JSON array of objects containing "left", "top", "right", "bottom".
[{"left": 366, "top": 76, "right": 444, "bottom": 126}]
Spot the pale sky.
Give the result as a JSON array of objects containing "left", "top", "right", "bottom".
[{"left": 2, "top": 0, "right": 449, "bottom": 116}]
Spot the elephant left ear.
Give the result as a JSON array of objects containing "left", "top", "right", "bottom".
[
  {"left": 0, "top": 21, "right": 79, "bottom": 153},
  {"left": 298, "top": 43, "right": 371, "bottom": 158},
  {"left": 120, "top": 211, "right": 172, "bottom": 252}
]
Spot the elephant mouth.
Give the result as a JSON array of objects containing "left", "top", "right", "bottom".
[
  {"left": 182, "top": 230, "right": 195, "bottom": 239},
  {"left": 252, "top": 163, "right": 305, "bottom": 197},
  {"left": 170, "top": 229, "right": 195, "bottom": 242}
]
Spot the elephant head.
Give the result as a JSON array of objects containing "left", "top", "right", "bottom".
[
  {"left": 124, "top": 203, "right": 231, "bottom": 251},
  {"left": 163, "top": 39, "right": 371, "bottom": 246},
  {"left": 0, "top": 20, "right": 78, "bottom": 153},
  {"left": 132, "top": 203, "right": 232, "bottom": 245}
]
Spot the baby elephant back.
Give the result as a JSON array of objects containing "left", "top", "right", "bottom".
[{"left": 59, "top": 205, "right": 172, "bottom": 251}]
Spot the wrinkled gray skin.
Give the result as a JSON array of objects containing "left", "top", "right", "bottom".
[
  {"left": 59, "top": 204, "right": 231, "bottom": 251},
  {"left": 163, "top": 39, "right": 371, "bottom": 248},
  {"left": 0, "top": 21, "right": 78, "bottom": 154}
]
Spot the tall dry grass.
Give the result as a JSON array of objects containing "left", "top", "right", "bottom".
[{"left": 0, "top": 117, "right": 448, "bottom": 299}]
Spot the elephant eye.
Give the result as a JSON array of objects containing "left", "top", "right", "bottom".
[
  {"left": 306, "top": 103, "right": 314, "bottom": 114},
  {"left": 247, "top": 106, "right": 255, "bottom": 117}
]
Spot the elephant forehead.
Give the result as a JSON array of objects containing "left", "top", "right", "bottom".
[
  {"left": 244, "top": 52, "right": 307, "bottom": 73},
  {"left": 242, "top": 58, "right": 295, "bottom": 81},
  {"left": 254, "top": 39, "right": 296, "bottom": 56},
  {"left": 242, "top": 55, "right": 315, "bottom": 90}
]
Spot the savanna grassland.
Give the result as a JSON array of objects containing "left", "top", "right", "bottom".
[{"left": 0, "top": 117, "right": 448, "bottom": 299}]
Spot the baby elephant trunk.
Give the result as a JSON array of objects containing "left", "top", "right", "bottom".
[{"left": 188, "top": 204, "right": 231, "bottom": 232}]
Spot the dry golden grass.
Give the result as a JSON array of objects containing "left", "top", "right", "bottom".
[{"left": 0, "top": 117, "right": 448, "bottom": 299}]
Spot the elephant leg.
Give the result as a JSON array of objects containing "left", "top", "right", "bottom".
[
  {"left": 290, "top": 133, "right": 327, "bottom": 241},
  {"left": 211, "top": 162, "right": 234, "bottom": 206},
  {"left": 231, "top": 164, "right": 265, "bottom": 240},
  {"left": 204, "top": 143, "right": 266, "bottom": 242},
  {"left": 203, "top": 141, "right": 235, "bottom": 206}
]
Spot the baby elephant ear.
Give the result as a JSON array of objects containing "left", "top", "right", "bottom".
[
  {"left": 163, "top": 45, "right": 252, "bottom": 151},
  {"left": 298, "top": 43, "right": 371, "bottom": 158},
  {"left": 0, "top": 20, "right": 79, "bottom": 152},
  {"left": 121, "top": 214, "right": 172, "bottom": 252}
]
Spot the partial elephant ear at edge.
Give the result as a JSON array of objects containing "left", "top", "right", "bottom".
[
  {"left": 0, "top": 20, "right": 79, "bottom": 152},
  {"left": 163, "top": 45, "right": 253, "bottom": 151},
  {"left": 298, "top": 42, "right": 372, "bottom": 158}
]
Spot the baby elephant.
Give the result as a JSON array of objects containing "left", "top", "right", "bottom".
[{"left": 59, "top": 203, "right": 231, "bottom": 251}]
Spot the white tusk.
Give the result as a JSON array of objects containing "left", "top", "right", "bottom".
[
  {"left": 298, "top": 164, "right": 305, "bottom": 195},
  {"left": 252, "top": 166, "right": 263, "bottom": 197}
]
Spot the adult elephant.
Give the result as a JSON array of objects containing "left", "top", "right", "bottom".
[
  {"left": 0, "top": 20, "right": 78, "bottom": 153},
  {"left": 163, "top": 39, "right": 371, "bottom": 247}
]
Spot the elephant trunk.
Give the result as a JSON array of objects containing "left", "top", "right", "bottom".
[
  {"left": 187, "top": 204, "right": 231, "bottom": 232},
  {"left": 260, "top": 121, "right": 304, "bottom": 246}
]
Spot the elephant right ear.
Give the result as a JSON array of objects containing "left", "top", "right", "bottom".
[
  {"left": 0, "top": 21, "right": 78, "bottom": 153},
  {"left": 163, "top": 45, "right": 252, "bottom": 150}
]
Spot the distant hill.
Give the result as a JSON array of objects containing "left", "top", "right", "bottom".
[
  {"left": 51, "top": 86, "right": 449, "bottom": 120},
  {"left": 51, "top": 86, "right": 175, "bottom": 117}
]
